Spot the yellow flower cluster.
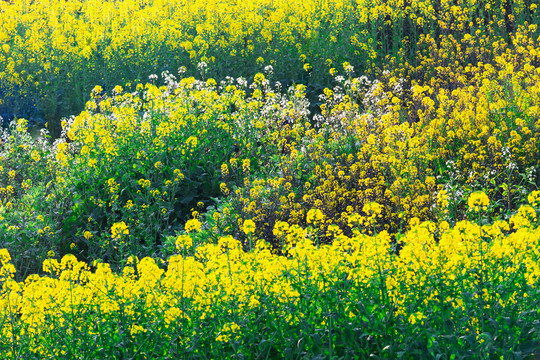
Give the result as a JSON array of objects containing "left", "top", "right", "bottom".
[
  {"left": 111, "top": 221, "right": 129, "bottom": 240},
  {"left": 529, "top": 191, "right": 540, "bottom": 208},
  {"left": 468, "top": 192, "right": 489, "bottom": 212},
  {"left": 0, "top": 218, "right": 538, "bottom": 356},
  {"left": 41, "top": 73, "right": 294, "bottom": 259},
  {"left": 215, "top": 322, "right": 241, "bottom": 343},
  {"left": 175, "top": 234, "right": 192, "bottom": 251},
  {"left": 213, "top": 24, "right": 540, "bottom": 245},
  {"left": 1, "top": 0, "right": 536, "bottom": 132},
  {"left": 241, "top": 219, "right": 256, "bottom": 235},
  {"left": 0, "top": 0, "right": 539, "bottom": 303},
  {"left": 0, "top": 0, "right": 538, "bottom": 356},
  {"left": 184, "top": 219, "right": 202, "bottom": 234}
]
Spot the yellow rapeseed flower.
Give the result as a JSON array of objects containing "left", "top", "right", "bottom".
[
  {"left": 175, "top": 234, "right": 193, "bottom": 251},
  {"left": 111, "top": 222, "right": 129, "bottom": 239},
  {"left": 468, "top": 192, "right": 489, "bottom": 212},
  {"left": 242, "top": 219, "right": 256, "bottom": 235},
  {"left": 184, "top": 219, "right": 202, "bottom": 233}
]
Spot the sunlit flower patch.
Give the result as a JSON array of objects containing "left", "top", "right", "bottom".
[
  {"left": 0, "top": 219, "right": 539, "bottom": 357},
  {"left": 0, "top": 0, "right": 539, "bottom": 357}
]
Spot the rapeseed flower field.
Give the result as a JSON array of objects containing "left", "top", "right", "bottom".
[{"left": 0, "top": 0, "right": 539, "bottom": 357}]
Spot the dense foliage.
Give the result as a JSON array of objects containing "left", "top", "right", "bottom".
[
  {"left": 0, "top": 0, "right": 540, "bottom": 358},
  {"left": 1, "top": 220, "right": 540, "bottom": 358},
  {"left": 0, "top": 0, "right": 538, "bottom": 134}
]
